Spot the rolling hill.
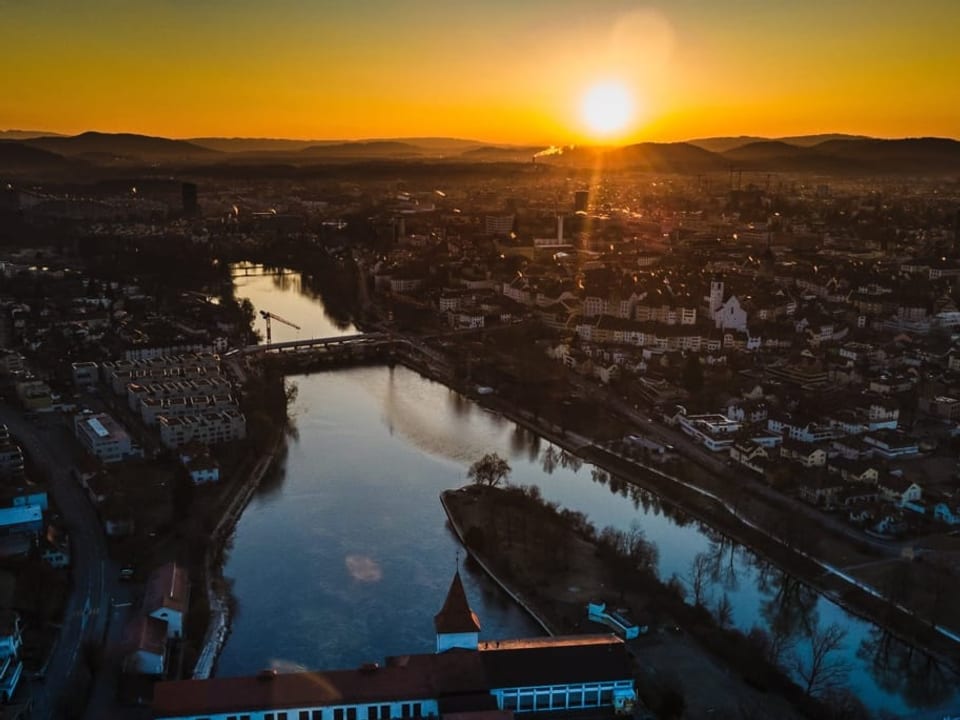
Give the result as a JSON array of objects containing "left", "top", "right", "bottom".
[
  {"left": 23, "top": 131, "right": 218, "bottom": 161},
  {"left": 0, "top": 141, "right": 79, "bottom": 172}
]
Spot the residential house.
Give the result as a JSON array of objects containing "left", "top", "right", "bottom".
[
  {"left": 933, "top": 502, "right": 960, "bottom": 526},
  {"left": 780, "top": 440, "right": 827, "bottom": 468},
  {"left": 878, "top": 476, "right": 923, "bottom": 506},
  {"left": 122, "top": 616, "right": 167, "bottom": 676},
  {"left": 143, "top": 563, "right": 190, "bottom": 639},
  {"left": 729, "top": 441, "right": 768, "bottom": 474},
  {"left": 799, "top": 475, "right": 845, "bottom": 507}
]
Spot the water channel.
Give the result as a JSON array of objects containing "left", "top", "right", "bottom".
[{"left": 218, "top": 263, "right": 959, "bottom": 719}]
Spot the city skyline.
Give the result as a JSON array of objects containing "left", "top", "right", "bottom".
[{"left": 2, "top": 0, "right": 959, "bottom": 144}]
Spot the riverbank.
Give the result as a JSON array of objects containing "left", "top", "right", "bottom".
[
  {"left": 392, "top": 343, "right": 960, "bottom": 671},
  {"left": 441, "top": 484, "right": 811, "bottom": 719},
  {"left": 191, "top": 426, "right": 286, "bottom": 679}
]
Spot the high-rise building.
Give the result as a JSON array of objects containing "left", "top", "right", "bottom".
[
  {"left": 574, "top": 190, "right": 589, "bottom": 213},
  {"left": 181, "top": 182, "right": 198, "bottom": 217},
  {"left": 484, "top": 215, "right": 515, "bottom": 236}
]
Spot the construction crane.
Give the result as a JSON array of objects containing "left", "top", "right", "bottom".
[{"left": 259, "top": 310, "right": 301, "bottom": 344}]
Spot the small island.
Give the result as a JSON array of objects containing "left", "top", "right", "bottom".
[{"left": 441, "top": 453, "right": 863, "bottom": 720}]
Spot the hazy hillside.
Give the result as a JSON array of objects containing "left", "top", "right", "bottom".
[
  {"left": 0, "top": 129, "right": 66, "bottom": 140},
  {"left": 0, "top": 141, "right": 77, "bottom": 171},
  {"left": 23, "top": 131, "right": 218, "bottom": 161},
  {"left": 689, "top": 133, "right": 869, "bottom": 153},
  {"left": 189, "top": 137, "right": 322, "bottom": 153},
  {"left": 299, "top": 140, "right": 425, "bottom": 158}
]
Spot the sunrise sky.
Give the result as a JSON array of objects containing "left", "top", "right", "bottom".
[{"left": 1, "top": 0, "right": 958, "bottom": 144}]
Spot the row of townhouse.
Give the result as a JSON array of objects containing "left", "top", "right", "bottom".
[
  {"left": 575, "top": 315, "right": 798, "bottom": 353},
  {"left": 158, "top": 409, "right": 246, "bottom": 449},
  {"left": 103, "top": 364, "right": 220, "bottom": 396},
  {"left": 126, "top": 376, "right": 234, "bottom": 412},
  {"left": 140, "top": 393, "right": 238, "bottom": 426},
  {"left": 100, "top": 352, "right": 221, "bottom": 394},
  {"left": 730, "top": 440, "right": 925, "bottom": 515}
]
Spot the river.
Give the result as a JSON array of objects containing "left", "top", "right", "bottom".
[{"left": 218, "top": 262, "right": 959, "bottom": 719}]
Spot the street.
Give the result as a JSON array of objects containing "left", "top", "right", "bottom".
[{"left": 0, "top": 405, "right": 119, "bottom": 719}]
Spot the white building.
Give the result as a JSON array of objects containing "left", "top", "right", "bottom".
[
  {"left": 158, "top": 409, "right": 247, "bottom": 449},
  {"left": 71, "top": 361, "right": 100, "bottom": 389},
  {"left": 144, "top": 562, "right": 190, "bottom": 639},
  {"left": 74, "top": 412, "right": 134, "bottom": 463},
  {"left": 153, "top": 571, "right": 638, "bottom": 720},
  {"left": 122, "top": 616, "right": 167, "bottom": 676},
  {"left": 677, "top": 413, "right": 742, "bottom": 452}
]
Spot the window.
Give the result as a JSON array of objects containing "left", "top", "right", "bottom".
[
  {"left": 402, "top": 704, "right": 411, "bottom": 718},
  {"left": 279, "top": 714, "right": 288, "bottom": 720},
  {"left": 381, "top": 705, "right": 390, "bottom": 719},
  {"left": 347, "top": 709, "right": 357, "bottom": 720},
  {"left": 301, "top": 712, "right": 311, "bottom": 720},
  {"left": 600, "top": 688, "right": 613, "bottom": 704},
  {"left": 335, "top": 709, "right": 345, "bottom": 720},
  {"left": 368, "top": 707, "right": 378, "bottom": 720},
  {"left": 266, "top": 715, "right": 275, "bottom": 720},
  {"left": 312, "top": 712, "right": 323, "bottom": 720}
]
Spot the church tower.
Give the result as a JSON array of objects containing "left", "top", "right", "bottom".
[
  {"left": 709, "top": 276, "right": 725, "bottom": 315},
  {"left": 434, "top": 570, "right": 481, "bottom": 653}
]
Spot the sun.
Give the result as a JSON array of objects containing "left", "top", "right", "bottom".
[{"left": 580, "top": 81, "right": 635, "bottom": 138}]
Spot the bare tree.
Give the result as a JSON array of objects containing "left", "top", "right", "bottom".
[
  {"left": 468, "top": 453, "right": 511, "bottom": 487},
  {"left": 714, "top": 593, "right": 734, "bottom": 628},
  {"left": 792, "top": 622, "right": 851, "bottom": 697},
  {"left": 687, "top": 552, "right": 710, "bottom": 607},
  {"left": 624, "top": 521, "right": 659, "bottom": 573}
]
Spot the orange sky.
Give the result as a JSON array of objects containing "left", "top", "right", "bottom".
[{"left": 1, "top": 1, "right": 958, "bottom": 143}]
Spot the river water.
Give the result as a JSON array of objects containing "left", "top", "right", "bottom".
[{"left": 218, "top": 263, "right": 959, "bottom": 719}]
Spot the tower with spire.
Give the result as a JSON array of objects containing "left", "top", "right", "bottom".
[{"left": 433, "top": 570, "right": 481, "bottom": 653}]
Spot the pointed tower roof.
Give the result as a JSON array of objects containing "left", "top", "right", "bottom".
[{"left": 434, "top": 571, "right": 481, "bottom": 634}]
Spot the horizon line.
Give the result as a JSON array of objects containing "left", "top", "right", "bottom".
[{"left": 4, "top": 128, "right": 960, "bottom": 147}]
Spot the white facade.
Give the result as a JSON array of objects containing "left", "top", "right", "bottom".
[
  {"left": 493, "top": 679, "right": 636, "bottom": 714},
  {"left": 714, "top": 296, "right": 748, "bottom": 331},
  {"left": 678, "top": 413, "right": 742, "bottom": 452},
  {"left": 74, "top": 412, "right": 133, "bottom": 463},
  {"left": 159, "top": 409, "right": 247, "bottom": 449}
]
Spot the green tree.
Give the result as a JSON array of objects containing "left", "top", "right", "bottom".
[{"left": 468, "top": 452, "right": 511, "bottom": 487}]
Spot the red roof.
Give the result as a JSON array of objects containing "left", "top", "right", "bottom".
[
  {"left": 434, "top": 571, "right": 481, "bottom": 634},
  {"left": 144, "top": 562, "right": 190, "bottom": 616},
  {"left": 123, "top": 615, "right": 167, "bottom": 656}
]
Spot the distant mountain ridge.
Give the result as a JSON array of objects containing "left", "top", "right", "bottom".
[
  {"left": 22, "top": 131, "right": 217, "bottom": 160},
  {"left": 687, "top": 134, "right": 871, "bottom": 153},
  {"left": 2, "top": 130, "right": 959, "bottom": 175},
  {"left": 538, "top": 136, "right": 960, "bottom": 174},
  {"left": 0, "top": 129, "right": 67, "bottom": 140}
]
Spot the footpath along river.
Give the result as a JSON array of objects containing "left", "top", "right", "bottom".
[{"left": 216, "top": 263, "right": 959, "bottom": 719}]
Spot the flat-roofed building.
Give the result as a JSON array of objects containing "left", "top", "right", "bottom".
[
  {"left": 74, "top": 412, "right": 133, "bottom": 463},
  {"left": 71, "top": 361, "right": 99, "bottom": 389},
  {"left": 153, "top": 572, "right": 638, "bottom": 720},
  {"left": 158, "top": 409, "right": 246, "bottom": 449}
]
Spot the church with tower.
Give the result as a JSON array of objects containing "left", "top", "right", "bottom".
[{"left": 153, "top": 571, "right": 638, "bottom": 720}]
